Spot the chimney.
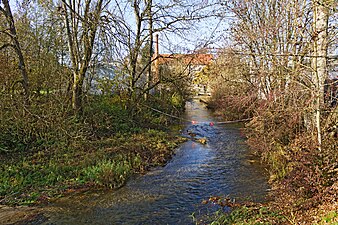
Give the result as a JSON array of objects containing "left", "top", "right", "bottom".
[
  {"left": 155, "top": 34, "right": 159, "bottom": 57},
  {"left": 154, "top": 34, "right": 159, "bottom": 82}
]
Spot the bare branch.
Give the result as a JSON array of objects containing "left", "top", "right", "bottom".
[
  {"left": 0, "top": 5, "right": 5, "bottom": 14},
  {"left": 0, "top": 43, "right": 15, "bottom": 51}
]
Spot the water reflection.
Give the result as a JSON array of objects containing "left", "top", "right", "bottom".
[{"left": 42, "top": 99, "right": 269, "bottom": 225}]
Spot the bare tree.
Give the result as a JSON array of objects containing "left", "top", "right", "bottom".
[
  {"left": 0, "top": 0, "right": 29, "bottom": 103},
  {"left": 220, "top": 0, "right": 336, "bottom": 150},
  {"left": 225, "top": 0, "right": 314, "bottom": 100},
  {"left": 145, "top": 0, "right": 153, "bottom": 99},
  {"left": 311, "top": 0, "right": 332, "bottom": 150},
  {"left": 60, "top": 0, "right": 107, "bottom": 113},
  {"left": 105, "top": 0, "right": 218, "bottom": 108}
]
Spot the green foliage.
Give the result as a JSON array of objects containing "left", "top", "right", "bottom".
[
  {"left": 159, "top": 60, "right": 193, "bottom": 102},
  {"left": 171, "top": 92, "right": 184, "bottom": 108},
  {"left": 208, "top": 206, "right": 286, "bottom": 225},
  {"left": 83, "top": 96, "right": 136, "bottom": 136},
  {"left": 0, "top": 81, "right": 186, "bottom": 205},
  {"left": 0, "top": 0, "right": 188, "bottom": 208},
  {"left": 82, "top": 154, "right": 141, "bottom": 188},
  {"left": 0, "top": 157, "right": 72, "bottom": 205},
  {"left": 0, "top": 92, "right": 185, "bottom": 205},
  {"left": 319, "top": 211, "right": 338, "bottom": 224}
]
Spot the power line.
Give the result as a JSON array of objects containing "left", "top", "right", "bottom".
[
  {"left": 142, "top": 103, "right": 251, "bottom": 125},
  {"left": 205, "top": 48, "right": 338, "bottom": 60}
]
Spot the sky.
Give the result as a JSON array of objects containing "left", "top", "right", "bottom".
[
  {"left": 108, "top": 0, "right": 230, "bottom": 55},
  {"left": 7, "top": 0, "right": 336, "bottom": 59},
  {"left": 159, "top": 16, "right": 229, "bottom": 54},
  {"left": 6, "top": 0, "right": 231, "bottom": 56}
]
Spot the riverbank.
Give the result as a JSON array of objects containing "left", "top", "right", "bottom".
[
  {"left": 0, "top": 93, "right": 189, "bottom": 224},
  {"left": 0, "top": 130, "right": 186, "bottom": 225},
  {"left": 1, "top": 130, "right": 186, "bottom": 202},
  {"left": 0, "top": 205, "right": 45, "bottom": 225},
  {"left": 205, "top": 95, "right": 338, "bottom": 224},
  {"left": 25, "top": 98, "right": 269, "bottom": 224}
]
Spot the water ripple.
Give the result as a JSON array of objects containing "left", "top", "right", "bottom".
[{"left": 43, "top": 99, "right": 269, "bottom": 225}]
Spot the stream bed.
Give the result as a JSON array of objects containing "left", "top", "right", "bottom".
[{"left": 42, "top": 99, "right": 269, "bottom": 225}]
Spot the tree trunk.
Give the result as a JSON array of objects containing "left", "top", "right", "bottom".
[
  {"left": 72, "top": 72, "right": 85, "bottom": 113},
  {"left": 145, "top": 0, "right": 153, "bottom": 100},
  {"left": 61, "top": 0, "right": 103, "bottom": 113},
  {"left": 1, "top": 0, "right": 29, "bottom": 103},
  {"left": 311, "top": 0, "right": 329, "bottom": 150}
]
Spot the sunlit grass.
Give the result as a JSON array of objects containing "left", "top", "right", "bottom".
[
  {"left": 207, "top": 206, "right": 286, "bottom": 225},
  {"left": 0, "top": 128, "right": 185, "bottom": 206}
]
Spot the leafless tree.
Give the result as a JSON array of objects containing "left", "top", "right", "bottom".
[
  {"left": 219, "top": 0, "right": 336, "bottom": 150},
  {"left": 60, "top": 0, "right": 108, "bottom": 113},
  {"left": 311, "top": 0, "right": 334, "bottom": 150},
  {"left": 103, "top": 0, "right": 218, "bottom": 108},
  {"left": 0, "top": 0, "right": 29, "bottom": 103}
]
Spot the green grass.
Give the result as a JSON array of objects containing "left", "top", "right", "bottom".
[
  {"left": 207, "top": 206, "right": 286, "bottom": 225},
  {"left": 0, "top": 93, "right": 188, "bottom": 206},
  {"left": 81, "top": 154, "right": 142, "bottom": 188},
  {"left": 0, "top": 129, "right": 185, "bottom": 206}
]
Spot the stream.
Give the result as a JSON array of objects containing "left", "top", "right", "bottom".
[{"left": 41, "top": 98, "right": 269, "bottom": 225}]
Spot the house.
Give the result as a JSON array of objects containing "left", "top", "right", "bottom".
[{"left": 152, "top": 34, "right": 213, "bottom": 95}]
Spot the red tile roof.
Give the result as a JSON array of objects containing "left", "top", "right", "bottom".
[{"left": 155, "top": 53, "right": 213, "bottom": 66}]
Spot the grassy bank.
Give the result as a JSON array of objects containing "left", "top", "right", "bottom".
[
  {"left": 0, "top": 94, "right": 186, "bottom": 206},
  {"left": 0, "top": 130, "right": 185, "bottom": 206}
]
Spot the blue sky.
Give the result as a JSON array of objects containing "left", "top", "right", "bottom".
[
  {"left": 108, "top": 0, "right": 230, "bottom": 54},
  {"left": 7, "top": 0, "right": 230, "bottom": 55}
]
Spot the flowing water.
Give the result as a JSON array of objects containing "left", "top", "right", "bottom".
[{"left": 42, "top": 99, "right": 269, "bottom": 225}]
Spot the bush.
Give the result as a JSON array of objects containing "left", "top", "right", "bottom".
[{"left": 83, "top": 96, "right": 135, "bottom": 136}]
